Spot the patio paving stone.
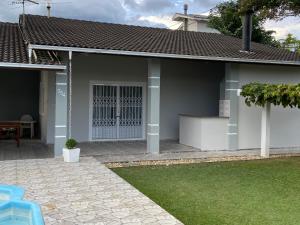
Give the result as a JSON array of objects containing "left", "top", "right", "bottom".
[{"left": 0, "top": 157, "right": 182, "bottom": 225}]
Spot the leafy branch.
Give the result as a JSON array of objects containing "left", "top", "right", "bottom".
[{"left": 241, "top": 82, "right": 300, "bottom": 108}]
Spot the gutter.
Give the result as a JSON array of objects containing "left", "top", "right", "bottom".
[
  {"left": 0, "top": 62, "right": 66, "bottom": 70},
  {"left": 30, "top": 44, "right": 300, "bottom": 66}
]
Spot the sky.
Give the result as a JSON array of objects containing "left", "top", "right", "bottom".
[{"left": 1, "top": 0, "right": 300, "bottom": 40}]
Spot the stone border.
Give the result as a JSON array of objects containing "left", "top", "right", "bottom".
[{"left": 105, "top": 154, "right": 300, "bottom": 168}]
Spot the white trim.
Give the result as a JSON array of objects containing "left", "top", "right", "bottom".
[
  {"left": 148, "top": 124, "right": 159, "bottom": 127},
  {"left": 227, "top": 133, "right": 238, "bottom": 135},
  {"left": 55, "top": 135, "right": 66, "bottom": 138},
  {"left": 89, "top": 138, "right": 146, "bottom": 142},
  {"left": 148, "top": 86, "right": 160, "bottom": 88},
  {"left": 149, "top": 76, "right": 160, "bottom": 79},
  {"left": 55, "top": 125, "right": 67, "bottom": 128},
  {"left": 228, "top": 124, "right": 237, "bottom": 127},
  {"left": 89, "top": 80, "right": 145, "bottom": 86},
  {"left": 0, "top": 62, "right": 66, "bottom": 70},
  {"left": 69, "top": 51, "right": 73, "bottom": 60},
  {"left": 88, "top": 81, "right": 146, "bottom": 141},
  {"left": 30, "top": 44, "right": 300, "bottom": 66},
  {"left": 148, "top": 133, "right": 159, "bottom": 136},
  {"left": 226, "top": 80, "right": 239, "bottom": 83},
  {"left": 56, "top": 72, "right": 67, "bottom": 76},
  {"left": 56, "top": 83, "right": 67, "bottom": 85},
  {"left": 226, "top": 89, "right": 239, "bottom": 91}
]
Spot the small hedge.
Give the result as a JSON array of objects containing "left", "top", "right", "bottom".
[
  {"left": 65, "top": 139, "right": 78, "bottom": 149},
  {"left": 241, "top": 82, "right": 300, "bottom": 108}
]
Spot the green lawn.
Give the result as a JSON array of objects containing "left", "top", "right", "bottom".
[{"left": 112, "top": 158, "right": 300, "bottom": 225}]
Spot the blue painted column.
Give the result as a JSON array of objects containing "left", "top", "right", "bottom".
[
  {"left": 147, "top": 59, "right": 161, "bottom": 154},
  {"left": 54, "top": 70, "right": 68, "bottom": 156},
  {"left": 225, "top": 63, "right": 240, "bottom": 150}
]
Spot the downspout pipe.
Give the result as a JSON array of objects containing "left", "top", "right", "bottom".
[
  {"left": 68, "top": 51, "right": 72, "bottom": 138},
  {"left": 242, "top": 9, "right": 254, "bottom": 52}
]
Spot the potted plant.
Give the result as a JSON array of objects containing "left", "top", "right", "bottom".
[{"left": 63, "top": 139, "right": 80, "bottom": 162}]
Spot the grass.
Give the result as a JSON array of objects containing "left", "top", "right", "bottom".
[{"left": 112, "top": 158, "right": 300, "bottom": 225}]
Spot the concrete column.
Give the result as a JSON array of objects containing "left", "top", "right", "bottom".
[
  {"left": 54, "top": 70, "right": 68, "bottom": 156},
  {"left": 261, "top": 103, "right": 271, "bottom": 158},
  {"left": 147, "top": 59, "right": 161, "bottom": 154},
  {"left": 225, "top": 63, "right": 240, "bottom": 150}
]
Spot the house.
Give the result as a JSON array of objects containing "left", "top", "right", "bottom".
[
  {"left": 0, "top": 14, "right": 300, "bottom": 157},
  {"left": 172, "top": 4, "right": 220, "bottom": 33},
  {"left": 172, "top": 13, "right": 220, "bottom": 33}
]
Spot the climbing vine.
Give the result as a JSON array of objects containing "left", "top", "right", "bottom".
[{"left": 240, "top": 82, "right": 300, "bottom": 108}]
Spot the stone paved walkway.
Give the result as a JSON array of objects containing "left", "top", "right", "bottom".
[{"left": 0, "top": 157, "right": 182, "bottom": 225}]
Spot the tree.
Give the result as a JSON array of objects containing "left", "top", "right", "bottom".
[
  {"left": 281, "top": 33, "right": 300, "bottom": 53},
  {"left": 241, "top": 82, "right": 300, "bottom": 157},
  {"left": 208, "top": 1, "right": 280, "bottom": 47},
  {"left": 239, "top": 0, "right": 300, "bottom": 20}
]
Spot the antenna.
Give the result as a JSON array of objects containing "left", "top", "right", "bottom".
[
  {"left": 12, "top": 0, "right": 39, "bottom": 27},
  {"left": 47, "top": 0, "right": 51, "bottom": 18}
]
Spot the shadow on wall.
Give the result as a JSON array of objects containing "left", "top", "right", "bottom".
[{"left": 0, "top": 68, "right": 40, "bottom": 126}]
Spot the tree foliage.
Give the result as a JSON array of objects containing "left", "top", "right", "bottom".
[
  {"left": 208, "top": 1, "right": 280, "bottom": 47},
  {"left": 239, "top": 0, "right": 300, "bottom": 20},
  {"left": 281, "top": 33, "right": 300, "bottom": 53},
  {"left": 241, "top": 82, "right": 300, "bottom": 108}
]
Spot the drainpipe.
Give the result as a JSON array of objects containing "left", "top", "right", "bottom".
[
  {"left": 68, "top": 51, "right": 72, "bottom": 138},
  {"left": 184, "top": 4, "right": 188, "bottom": 31}
]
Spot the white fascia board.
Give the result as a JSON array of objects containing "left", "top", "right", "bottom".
[
  {"left": 0, "top": 62, "right": 66, "bottom": 70},
  {"left": 30, "top": 44, "right": 300, "bottom": 66}
]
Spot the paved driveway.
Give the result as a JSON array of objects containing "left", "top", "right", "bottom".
[{"left": 0, "top": 157, "right": 182, "bottom": 225}]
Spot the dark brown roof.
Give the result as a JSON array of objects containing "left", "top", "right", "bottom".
[
  {"left": 0, "top": 22, "right": 28, "bottom": 64},
  {"left": 22, "top": 14, "right": 300, "bottom": 65},
  {"left": 0, "top": 22, "right": 63, "bottom": 66}
]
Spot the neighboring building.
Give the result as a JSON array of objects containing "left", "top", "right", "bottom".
[
  {"left": 172, "top": 13, "right": 220, "bottom": 33},
  {"left": 0, "top": 14, "right": 300, "bottom": 157}
]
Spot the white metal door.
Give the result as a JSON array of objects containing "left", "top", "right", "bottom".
[{"left": 91, "top": 83, "right": 144, "bottom": 140}]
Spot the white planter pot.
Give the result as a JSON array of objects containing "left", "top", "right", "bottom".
[{"left": 63, "top": 148, "right": 80, "bottom": 162}]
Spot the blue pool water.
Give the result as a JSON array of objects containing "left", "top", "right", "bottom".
[{"left": 0, "top": 185, "right": 44, "bottom": 225}]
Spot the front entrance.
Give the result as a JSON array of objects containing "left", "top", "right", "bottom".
[{"left": 90, "top": 82, "right": 145, "bottom": 141}]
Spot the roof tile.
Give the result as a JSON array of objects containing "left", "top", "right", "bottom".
[{"left": 22, "top": 14, "right": 300, "bottom": 64}]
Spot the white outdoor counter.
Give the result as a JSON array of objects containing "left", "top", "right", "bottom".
[{"left": 179, "top": 115, "right": 229, "bottom": 150}]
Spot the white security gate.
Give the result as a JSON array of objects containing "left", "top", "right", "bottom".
[{"left": 91, "top": 83, "right": 145, "bottom": 140}]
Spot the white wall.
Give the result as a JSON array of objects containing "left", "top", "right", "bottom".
[
  {"left": 180, "top": 19, "right": 220, "bottom": 33},
  {"left": 68, "top": 54, "right": 224, "bottom": 142},
  {"left": 238, "top": 64, "right": 300, "bottom": 149},
  {"left": 40, "top": 71, "right": 48, "bottom": 143},
  {"left": 41, "top": 71, "right": 56, "bottom": 144},
  {"left": 197, "top": 21, "right": 220, "bottom": 34}
]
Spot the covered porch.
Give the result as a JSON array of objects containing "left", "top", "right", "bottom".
[{"left": 64, "top": 53, "right": 240, "bottom": 156}]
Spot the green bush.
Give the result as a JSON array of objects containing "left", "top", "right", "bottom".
[
  {"left": 241, "top": 82, "right": 300, "bottom": 108},
  {"left": 65, "top": 138, "right": 78, "bottom": 150}
]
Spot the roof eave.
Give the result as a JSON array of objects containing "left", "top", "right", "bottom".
[
  {"left": 0, "top": 62, "right": 66, "bottom": 70},
  {"left": 30, "top": 44, "right": 300, "bottom": 66}
]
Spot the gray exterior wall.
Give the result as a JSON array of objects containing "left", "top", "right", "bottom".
[
  {"left": 160, "top": 59, "right": 224, "bottom": 139},
  {"left": 65, "top": 54, "right": 224, "bottom": 143},
  {"left": 238, "top": 64, "right": 300, "bottom": 149},
  {"left": 0, "top": 69, "right": 40, "bottom": 122}
]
